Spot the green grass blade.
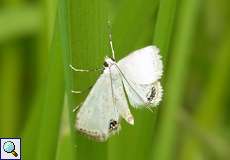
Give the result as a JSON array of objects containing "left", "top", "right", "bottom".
[
  {"left": 151, "top": 0, "right": 200, "bottom": 160},
  {"left": 0, "top": 5, "right": 41, "bottom": 42},
  {"left": 56, "top": 134, "right": 75, "bottom": 160},
  {"left": 22, "top": 0, "right": 64, "bottom": 159},
  {"left": 58, "top": 0, "right": 77, "bottom": 159},
  {"left": 45, "top": 0, "right": 58, "bottom": 42},
  {"left": 56, "top": 105, "right": 75, "bottom": 160},
  {"left": 180, "top": 32, "right": 230, "bottom": 160},
  {"left": 0, "top": 47, "right": 23, "bottom": 136},
  {"left": 21, "top": 25, "right": 47, "bottom": 160},
  {"left": 35, "top": 27, "right": 65, "bottom": 160},
  {"left": 22, "top": 87, "right": 46, "bottom": 160},
  {"left": 108, "top": 1, "right": 159, "bottom": 160},
  {"left": 112, "top": 0, "right": 158, "bottom": 58},
  {"left": 22, "top": 1, "right": 55, "bottom": 159},
  {"left": 149, "top": 0, "right": 178, "bottom": 159},
  {"left": 70, "top": 0, "right": 109, "bottom": 159},
  {"left": 153, "top": 0, "right": 177, "bottom": 60}
]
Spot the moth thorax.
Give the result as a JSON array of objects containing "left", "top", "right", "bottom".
[{"left": 104, "top": 56, "right": 116, "bottom": 68}]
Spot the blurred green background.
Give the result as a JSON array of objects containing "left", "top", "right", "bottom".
[{"left": 0, "top": 0, "right": 230, "bottom": 160}]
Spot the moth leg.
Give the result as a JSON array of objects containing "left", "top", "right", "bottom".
[
  {"left": 71, "top": 90, "right": 82, "bottom": 94},
  {"left": 71, "top": 84, "right": 94, "bottom": 112},
  {"left": 73, "top": 102, "right": 83, "bottom": 112},
  {"left": 69, "top": 64, "right": 103, "bottom": 72},
  {"left": 71, "top": 85, "right": 93, "bottom": 94}
]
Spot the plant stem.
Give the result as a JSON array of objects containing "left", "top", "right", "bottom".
[{"left": 152, "top": 0, "right": 200, "bottom": 160}]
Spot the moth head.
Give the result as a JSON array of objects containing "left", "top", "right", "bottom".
[
  {"left": 147, "top": 81, "right": 163, "bottom": 106},
  {"left": 104, "top": 56, "right": 116, "bottom": 68}
]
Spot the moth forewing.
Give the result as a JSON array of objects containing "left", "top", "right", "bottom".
[
  {"left": 110, "top": 66, "right": 134, "bottom": 125},
  {"left": 121, "top": 78, "right": 148, "bottom": 107},
  {"left": 76, "top": 70, "right": 120, "bottom": 141},
  {"left": 117, "top": 45, "right": 163, "bottom": 84}
]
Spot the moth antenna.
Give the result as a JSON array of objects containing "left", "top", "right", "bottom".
[{"left": 108, "top": 20, "right": 116, "bottom": 60}]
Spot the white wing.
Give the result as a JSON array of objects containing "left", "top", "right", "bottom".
[
  {"left": 117, "top": 45, "right": 163, "bottom": 84},
  {"left": 122, "top": 79, "right": 163, "bottom": 108},
  {"left": 116, "top": 45, "right": 163, "bottom": 108},
  {"left": 76, "top": 71, "right": 120, "bottom": 141},
  {"left": 110, "top": 66, "right": 134, "bottom": 125}
]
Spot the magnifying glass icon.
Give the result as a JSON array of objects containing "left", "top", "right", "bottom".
[{"left": 3, "top": 141, "right": 18, "bottom": 157}]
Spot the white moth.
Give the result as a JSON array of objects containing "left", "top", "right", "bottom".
[{"left": 71, "top": 40, "right": 163, "bottom": 142}]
